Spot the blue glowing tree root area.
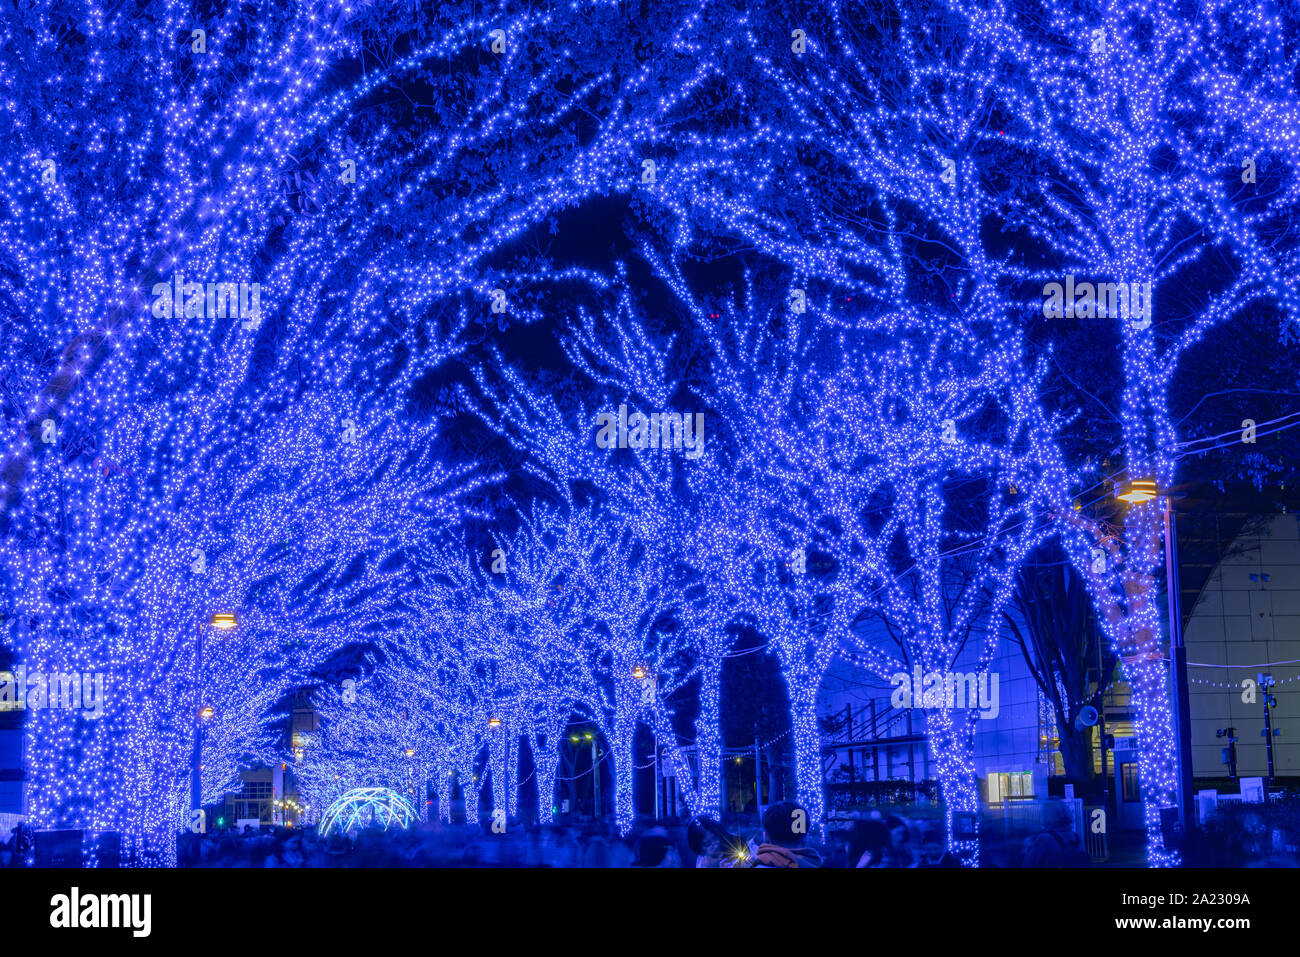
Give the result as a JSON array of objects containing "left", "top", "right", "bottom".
[{"left": 0, "top": 0, "right": 1295, "bottom": 869}]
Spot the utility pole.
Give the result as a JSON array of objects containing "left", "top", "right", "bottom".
[
  {"left": 189, "top": 619, "right": 206, "bottom": 824},
  {"left": 654, "top": 745, "right": 661, "bottom": 821},
  {"left": 1259, "top": 674, "right": 1277, "bottom": 788},
  {"left": 1096, "top": 623, "right": 1110, "bottom": 823},
  {"left": 1163, "top": 497, "right": 1194, "bottom": 832},
  {"left": 505, "top": 731, "right": 512, "bottom": 818}
]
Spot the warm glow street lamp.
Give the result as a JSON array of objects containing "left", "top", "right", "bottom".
[{"left": 1116, "top": 478, "right": 1159, "bottom": 504}]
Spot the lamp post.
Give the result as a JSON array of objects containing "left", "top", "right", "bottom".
[
  {"left": 584, "top": 731, "right": 600, "bottom": 819},
  {"left": 488, "top": 717, "right": 509, "bottom": 819},
  {"left": 1258, "top": 673, "right": 1277, "bottom": 787},
  {"left": 1116, "top": 479, "right": 1194, "bottom": 832},
  {"left": 191, "top": 612, "right": 237, "bottom": 823},
  {"left": 633, "top": 664, "right": 656, "bottom": 818},
  {"left": 566, "top": 729, "right": 601, "bottom": 820},
  {"left": 403, "top": 747, "right": 421, "bottom": 820}
]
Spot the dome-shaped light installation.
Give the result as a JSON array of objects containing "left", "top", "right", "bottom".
[{"left": 318, "top": 787, "right": 418, "bottom": 837}]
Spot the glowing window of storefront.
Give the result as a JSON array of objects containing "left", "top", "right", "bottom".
[{"left": 987, "top": 771, "right": 1035, "bottom": 803}]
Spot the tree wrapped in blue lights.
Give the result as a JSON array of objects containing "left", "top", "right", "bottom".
[
  {"left": 811, "top": 330, "right": 1055, "bottom": 863},
  {"left": 995, "top": 0, "right": 1300, "bottom": 866},
  {"left": 397, "top": 516, "right": 577, "bottom": 825},
  {"left": 296, "top": 664, "right": 437, "bottom": 822},
  {"left": 458, "top": 507, "right": 617, "bottom": 826},
  {"left": 463, "top": 292, "right": 720, "bottom": 825}
]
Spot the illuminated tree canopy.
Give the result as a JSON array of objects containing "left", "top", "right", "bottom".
[{"left": 1, "top": 0, "right": 1297, "bottom": 869}]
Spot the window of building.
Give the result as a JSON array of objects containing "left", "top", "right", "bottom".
[
  {"left": 987, "top": 771, "right": 1034, "bottom": 804},
  {"left": 1122, "top": 762, "right": 1141, "bottom": 803}
]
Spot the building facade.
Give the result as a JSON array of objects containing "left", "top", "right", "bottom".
[{"left": 1185, "top": 512, "right": 1299, "bottom": 779}]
